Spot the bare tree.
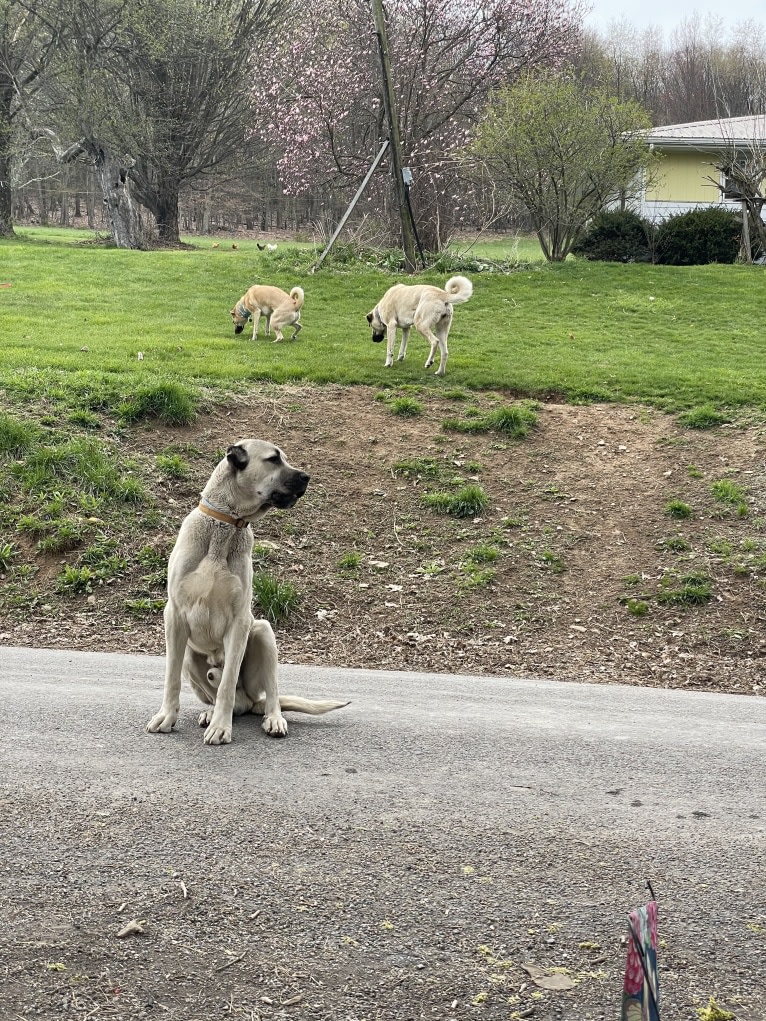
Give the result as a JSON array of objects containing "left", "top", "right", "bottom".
[
  {"left": 0, "top": 0, "right": 66, "bottom": 236},
  {"left": 109, "top": 0, "right": 288, "bottom": 244},
  {"left": 576, "top": 16, "right": 766, "bottom": 127},
  {"left": 21, "top": 0, "right": 285, "bottom": 247},
  {"left": 708, "top": 119, "right": 766, "bottom": 262},
  {"left": 7, "top": 0, "right": 147, "bottom": 246}
]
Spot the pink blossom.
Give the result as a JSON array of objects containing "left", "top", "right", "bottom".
[{"left": 250, "top": 0, "right": 582, "bottom": 247}]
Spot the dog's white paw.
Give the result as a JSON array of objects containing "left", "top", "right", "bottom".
[
  {"left": 198, "top": 708, "right": 214, "bottom": 727},
  {"left": 262, "top": 713, "right": 288, "bottom": 738},
  {"left": 203, "top": 720, "right": 232, "bottom": 745},
  {"left": 146, "top": 708, "right": 178, "bottom": 733},
  {"left": 385, "top": 357, "right": 393, "bottom": 367}
]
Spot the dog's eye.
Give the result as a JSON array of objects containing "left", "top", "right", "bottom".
[{"left": 266, "top": 453, "right": 282, "bottom": 464}]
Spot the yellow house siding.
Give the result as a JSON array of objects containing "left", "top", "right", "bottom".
[{"left": 645, "top": 150, "right": 721, "bottom": 202}]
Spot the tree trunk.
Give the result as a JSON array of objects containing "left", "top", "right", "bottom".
[
  {"left": 0, "top": 80, "right": 14, "bottom": 237},
  {"left": 741, "top": 199, "right": 752, "bottom": 264},
  {"left": 37, "top": 178, "right": 49, "bottom": 225},
  {"left": 92, "top": 149, "right": 144, "bottom": 249},
  {"left": 59, "top": 169, "right": 70, "bottom": 226},
  {"left": 85, "top": 169, "right": 96, "bottom": 229},
  {"left": 201, "top": 189, "right": 211, "bottom": 234},
  {"left": 151, "top": 182, "right": 180, "bottom": 244},
  {"left": 0, "top": 145, "right": 13, "bottom": 237}
]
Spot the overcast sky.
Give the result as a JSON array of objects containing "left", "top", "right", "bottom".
[{"left": 583, "top": 0, "right": 765, "bottom": 37}]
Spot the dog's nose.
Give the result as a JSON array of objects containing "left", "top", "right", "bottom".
[{"left": 296, "top": 472, "right": 310, "bottom": 491}]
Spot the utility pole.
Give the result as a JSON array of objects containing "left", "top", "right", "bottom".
[{"left": 371, "top": 0, "right": 417, "bottom": 273}]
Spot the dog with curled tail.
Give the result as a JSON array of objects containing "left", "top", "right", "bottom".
[
  {"left": 230, "top": 285, "right": 304, "bottom": 342},
  {"left": 366, "top": 275, "right": 473, "bottom": 376}
]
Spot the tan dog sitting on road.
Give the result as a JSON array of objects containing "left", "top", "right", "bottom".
[
  {"left": 146, "top": 439, "right": 348, "bottom": 745},
  {"left": 230, "top": 285, "right": 304, "bottom": 342},
  {"left": 366, "top": 275, "right": 473, "bottom": 376}
]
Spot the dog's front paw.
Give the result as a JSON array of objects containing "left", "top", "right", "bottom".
[
  {"left": 146, "top": 708, "right": 178, "bottom": 733},
  {"left": 385, "top": 357, "right": 393, "bottom": 367},
  {"left": 198, "top": 708, "right": 214, "bottom": 727},
  {"left": 262, "top": 713, "right": 288, "bottom": 738},
  {"left": 203, "top": 720, "right": 232, "bottom": 745}
]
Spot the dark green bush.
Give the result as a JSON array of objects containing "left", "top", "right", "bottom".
[
  {"left": 654, "top": 207, "right": 740, "bottom": 266},
  {"left": 573, "top": 210, "right": 651, "bottom": 263}
]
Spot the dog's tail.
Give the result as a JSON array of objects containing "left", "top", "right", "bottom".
[
  {"left": 279, "top": 695, "right": 349, "bottom": 715},
  {"left": 257, "top": 695, "right": 350, "bottom": 715},
  {"left": 444, "top": 275, "right": 473, "bottom": 305},
  {"left": 289, "top": 286, "right": 305, "bottom": 310}
]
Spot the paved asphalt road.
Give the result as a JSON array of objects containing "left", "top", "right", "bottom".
[{"left": 1, "top": 645, "right": 764, "bottom": 1020}]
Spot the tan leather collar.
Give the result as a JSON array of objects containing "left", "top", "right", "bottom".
[{"left": 197, "top": 503, "right": 249, "bottom": 529}]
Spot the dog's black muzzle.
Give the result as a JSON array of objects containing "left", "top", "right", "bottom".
[
  {"left": 270, "top": 471, "right": 310, "bottom": 509},
  {"left": 234, "top": 323, "right": 245, "bottom": 335},
  {"left": 371, "top": 330, "right": 385, "bottom": 343}
]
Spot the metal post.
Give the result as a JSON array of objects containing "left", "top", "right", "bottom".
[{"left": 312, "top": 141, "right": 390, "bottom": 272}]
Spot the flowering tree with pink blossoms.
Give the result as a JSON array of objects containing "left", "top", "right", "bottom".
[{"left": 252, "top": 0, "right": 583, "bottom": 252}]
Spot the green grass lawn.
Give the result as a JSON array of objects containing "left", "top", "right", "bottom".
[
  {"left": 447, "top": 234, "right": 548, "bottom": 263},
  {"left": 2, "top": 227, "right": 766, "bottom": 414}
]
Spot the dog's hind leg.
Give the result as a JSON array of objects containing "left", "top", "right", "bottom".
[
  {"left": 433, "top": 320, "right": 450, "bottom": 375},
  {"left": 184, "top": 647, "right": 217, "bottom": 718},
  {"left": 269, "top": 310, "right": 286, "bottom": 342},
  {"left": 185, "top": 653, "right": 256, "bottom": 727},
  {"left": 240, "top": 618, "right": 288, "bottom": 737},
  {"left": 264, "top": 311, "right": 272, "bottom": 338},
  {"left": 420, "top": 314, "right": 451, "bottom": 375},
  {"left": 422, "top": 330, "right": 439, "bottom": 371},
  {"left": 197, "top": 684, "right": 254, "bottom": 727}
]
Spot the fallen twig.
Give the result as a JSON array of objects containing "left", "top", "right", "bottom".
[{"left": 213, "top": 950, "right": 247, "bottom": 972}]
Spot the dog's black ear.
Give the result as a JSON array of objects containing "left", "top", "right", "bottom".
[
  {"left": 226, "top": 444, "right": 250, "bottom": 471},
  {"left": 366, "top": 312, "right": 374, "bottom": 324}
]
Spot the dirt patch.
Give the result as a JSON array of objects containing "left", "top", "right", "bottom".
[{"left": 4, "top": 385, "right": 765, "bottom": 697}]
